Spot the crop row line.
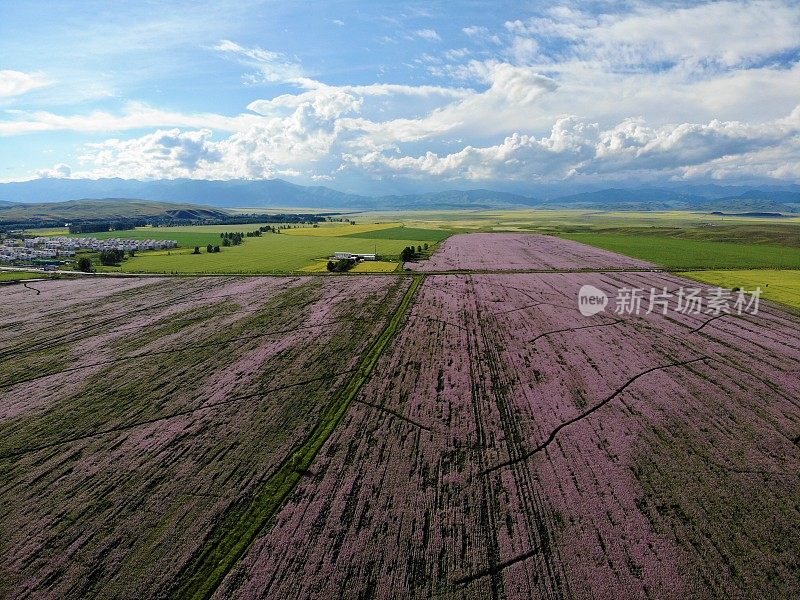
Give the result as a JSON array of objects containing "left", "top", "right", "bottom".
[
  {"left": 0, "top": 279, "right": 226, "bottom": 361},
  {"left": 0, "top": 369, "right": 359, "bottom": 462},
  {"left": 0, "top": 315, "right": 363, "bottom": 391},
  {"left": 463, "top": 275, "right": 507, "bottom": 600},
  {"left": 170, "top": 275, "right": 424, "bottom": 600},
  {"left": 407, "top": 313, "right": 469, "bottom": 332}
]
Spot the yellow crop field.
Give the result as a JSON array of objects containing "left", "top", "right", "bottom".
[
  {"left": 680, "top": 269, "right": 800, "bottom": 309},
  {"left": 281, "top": 222, "right": 400, "bottom": 237},
  {"left": 300, "top": 260, "right": 400, "bottom": 273}
]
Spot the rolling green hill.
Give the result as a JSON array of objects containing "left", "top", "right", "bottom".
[{"left": 0, "top": 198, "right": 231, "bottom": 224}]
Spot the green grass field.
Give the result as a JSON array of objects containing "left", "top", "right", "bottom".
[
  {"left": 60, "top": 220, "right": 446, "bottom": 274},
  {"left": 110, "top": 233, "right": 434, "bottom": 274},
  {"left": 680, "top": 270, "right": 800, "bottom": 309},
  {"left": 281, "top": 222, "right": 399, "bottom": 237},
  {"left": 0, "top": 271, "right": 44, "bottom": 282},
  {"left": 66, "top": 225, "right": 283, "bottom": 248},
  {"left": 343, "top": 226, "right": 452, "bottom": 242},
  {"left": 24, "top": 227, "right": 70, "bottom": 236},
  {"left": 558, "top": 232, "right": 800, "bottom": 270}
]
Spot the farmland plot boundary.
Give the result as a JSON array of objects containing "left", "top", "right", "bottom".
[{"left": 171, "top": 275, "right": 424, "bottom": 600}]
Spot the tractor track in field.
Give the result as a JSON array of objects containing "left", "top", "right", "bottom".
[
  {"left": 407, "top": 313, "right": 470, "bottom": 332},
  {"left": 454, "top": 548, "right": 542, "bottom": 587},
  {"left": 481, "top": 355, "right": 711, "bottom": 475},
  {"left": 525, "top": 318, "right": 625, "bottom": 345},
  {"left": 689, "top": 312, "right": 731, "bottom": 334},
  {"left": 474, "top": 276, "right": 571, "bottom": 598},
  {"left": 353, "top": 397, "right": 435, "bottom": 432},
  {"left": 463, "top": 278, "right": 506, "bottom": 600}
]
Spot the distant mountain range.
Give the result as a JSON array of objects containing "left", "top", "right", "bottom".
[{"left": 0, "top": 177, "right": 798, "bottom": 213}]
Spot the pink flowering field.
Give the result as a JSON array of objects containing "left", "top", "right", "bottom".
[
  {"left": 218, "top": 272, "right": 798, "bottom": 598},
  {"left": 407, "top": 232, "right": 655, "bottom": 271},
  {"left": 0, "top": 275, "right": 410, "bottom": 598}
]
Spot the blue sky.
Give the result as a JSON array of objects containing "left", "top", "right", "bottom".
[{"left": 1, "top": 0, "right": 799, "bottom": 193}]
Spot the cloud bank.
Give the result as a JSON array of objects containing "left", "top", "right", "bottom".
[{"left": 3, "top": 0, "right": 799, "bottom": 189}]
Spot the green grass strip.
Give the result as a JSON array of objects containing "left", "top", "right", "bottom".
[{"left": 172, "top": 275, "right": 424, "bottom": 599}]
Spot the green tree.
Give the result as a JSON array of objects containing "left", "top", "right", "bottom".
[
  {"left": 206, "top": 244, "right": 213, "bottom": 253},
  {"left": 99, "top": 249, "right": 124, "bottom": 266},
  {"left": 77, "top": 257, "right": 92, "bottom": 272}
]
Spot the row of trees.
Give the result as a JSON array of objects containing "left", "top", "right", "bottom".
[
  {"left": 242, "top": 225, "right": 293, "bottom": 236},
  {"left": 75, "top": 247, "right": 135, "bottom": 271},
  {"left": 193, "top": 244, "right": 221, "bottom": 254},
  {"left": 220, "top": 224, "right": 308, "bottom": 245},
  {"left": 68, "top": 221, "right": 138, "bottom": 234},
  {"left": 400, "top": 243, "right": 429, "bottom": 262},
  {"left": 220, "top": 231, "right": 245, "bottom": 245},
  {"left": 326, "top": 258, "right": 356, "bottom": 272}
]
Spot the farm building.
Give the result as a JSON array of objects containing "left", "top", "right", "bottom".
[{"left": 332, "top": 252, "right": 377, "bottom": 261}]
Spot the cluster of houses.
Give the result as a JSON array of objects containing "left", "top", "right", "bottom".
[
  {"left": 0, "top": 236, "right": 178, "bottom": 265},
  {"left": 0, "top": 245, "right": 64, "bottom": 263}
]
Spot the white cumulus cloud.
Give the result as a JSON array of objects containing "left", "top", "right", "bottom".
[
  {"left": 0, "top": 70, "right": 51, "bottom": 98},
  {"left": 213, "top": 39, "right": 304, "bottom": 84},
  {"left": 415, "top": 29, "right": 441, "bottom": 42},
  {"left": 34, "top": 163, "right": 72, "bottom": 178}
]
